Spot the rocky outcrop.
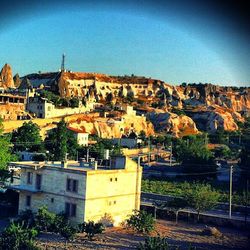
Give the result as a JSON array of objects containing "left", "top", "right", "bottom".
[
  {"left": 13, "top": 73, "right": 21, "bottom": 88},
  {"left": 19, "top": 77, "right": 33, "bottom": 90},
  {"left": 147, "top": 112, "right": 199, "bottom": 137},
  {"left": 20, "top": 69, "right": 250, "bottom": 134},
  {"left": 187, "top": 105, "right": 243, "bottom": 132},
  {"left": 67, "top": 113, "right": 154, "bottom": 139},
  {"left": 0, "top": 64, "right": 14, "bottom": 88}
]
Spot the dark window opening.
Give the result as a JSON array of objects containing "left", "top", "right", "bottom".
[
  {"left": 27, "top": 172, "right": 33, "bottom": 184},
  {"left": 65, "top": 202, "right": 77, "bottom": 217},
  {"left": 26, "top": 195, "right": 31, "bottom": 207},
  {"left": 36, "top": 174, "right": 42, "bottom": 190},
  {"left": 66, "top": 179, "right": 78, "bottom": 193}
]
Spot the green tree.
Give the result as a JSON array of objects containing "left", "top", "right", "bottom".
[
  {"left": 184, "top": 183, "right": 220, "bottom": 221},
  {"left": 69, "top": 97, "right": 79, "bottom": 108},
  {"left": 0, "top": 222, "right": 39, "bottom": 250},
  {"left": 0, "top": 119, "right": 17, "bottom": 184},
  {"left": 11, "top": 121, "right": 43, "bottom": 152},
  {"left": 174, "top": 135, "right": 216, "bottom": 177},
  {"left": 45, "top": 120, "right": 78, "bottom": 160},
  {"left": 138, "top": 130, "right": 146, "bottom": 142},
  {"left": 212, "top": 145, "right": 232, "bottom": 159},
  {"left": 126, "top": 210, "right": 155, "bottom": 234}
]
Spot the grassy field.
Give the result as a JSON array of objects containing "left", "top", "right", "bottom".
[{"left": 141, "top": 179, "right": 249, "bottom": 206}]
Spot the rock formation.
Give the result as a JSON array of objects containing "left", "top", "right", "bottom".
[
  {"left": 148, "top": 112, "right": 199, "bottom": 137},
  {"left": 19, "top": 70, "right": 250, "bottom": 135},
  {"left": 0, "top": 63, "right": 15, "bottom": 88},
  {"left": 13, "top": 73, "right": 21, "bottom": 88},
  {"left": 67, "top": 112, "right": 154, "bottom": 139}
]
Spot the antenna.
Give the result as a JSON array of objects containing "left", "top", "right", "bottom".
[{"left": 61, "top": 53, "right": 65, "bottom": 72}]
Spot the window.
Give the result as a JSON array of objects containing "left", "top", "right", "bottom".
[
  {"left": 110, "top": 178, "right": 113, "bottom": 182},
  {"left": 115, "top": 177, "right": 118, "bottom": 182},
  {"left": 65, "top": 202, "right": 77, "bottom": 217},
  {"left": 66, "top": 179, "right": 78, "bottom": 193},
  {"left": 27, "top": 172, "right": 33, "bottom": 184},
  {"left": 26, "top": 195, "right": 31, "bottom": 207},
  {"left": 36, "top": 174, "right": 42, "bottom": 190}
]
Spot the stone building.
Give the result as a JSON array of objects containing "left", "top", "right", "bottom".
[
  {"left": 67, "top": 126, "right": 89, "bottom": 146},
  {"left": 26, "top": 96, "right": 93, "bottom": 119},
  {"left": 9, "top": 156, "right": 142, "bottom": 226}
]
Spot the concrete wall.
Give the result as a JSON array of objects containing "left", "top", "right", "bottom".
[
  {"left": 17, "top": 159, "right": 142, "bottom": 226},
  {"left": 84, "top": 168, "right": 142, "bottom": 226},
  {"left": 18, "top": 167, "right": 87, "bottom": 224}
]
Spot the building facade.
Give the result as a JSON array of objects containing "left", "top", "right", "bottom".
[
  {"left": 67, "top": 126, "right": 89, "bottom": 146},
  {"left": 26, "top": 96, "right": 94, "bottom": 119},
  {"left": 9, "top": 157, "right": 142, "bottom": 226}
]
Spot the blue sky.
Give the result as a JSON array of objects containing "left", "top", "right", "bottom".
[{"left": 0, "top": 3, "right": 249, "bottom": 86}]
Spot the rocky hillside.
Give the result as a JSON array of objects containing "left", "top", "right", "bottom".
[
  {"left": 56, "top": 71, "right": 249, "bottom": 133},
  {"left": 1, "top": 63, "right": 249, "bottom": 136}
]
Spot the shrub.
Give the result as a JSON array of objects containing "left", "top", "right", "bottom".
[
  {"left": 34, "top": 206, "right": 56, "bottom": 232},
  {"left": 137, "top": 236, "right": 171, "bottom": 250},
  {"left": 78, "top": 221, "right": 105, "bottom": 240},
  {"left": 126, "top": 210, "right": 155, "bottom": 234},
  {"left": 16, "top": 209, "right": 35, "bottom": 228},
  {"left": 0, "top": 222, "right": 39, "bottom": 250},
  {"left": 60, "top": 224, "right": 77, "bottom": 241},
  {"left": 51, "top": 213, "right": 68, "bottom": 232}
]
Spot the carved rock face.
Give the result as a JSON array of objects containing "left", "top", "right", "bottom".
[{"left": 0, "top": 64, "right": 14, "bottom": 88}]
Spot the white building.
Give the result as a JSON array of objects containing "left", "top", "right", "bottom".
[
  {"left": 67, "top": 126, "right": 89, "bottom": 146},
  {"left": 9, "top": 157, "right": 142, "bottom": 226},
  {"left": 26, "top": 96, "right": 93, "bottom": 119}
]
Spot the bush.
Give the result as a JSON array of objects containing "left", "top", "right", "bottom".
[
  {"left": 0, "top": 222, "right": 39, "bottom": 250},
  {"left": 78, "top": 221, "right": 105, "bottom": 240},
  {"left": 34, "top": 206, "right": 56, "bottom": 232},
  {"left": 126, "top": 210, "right": 155, "bottom": 234},
  {"left": 69, "top": 97, "right": 79, "bottom": 108},
  {"left": 16, "top": 209, "right": 35, "bottom": 228},
  {"left": 60, "top": 224, "right": 77, "bottom": 241},
  {"left": 137, "top": 236, "right": 171, "bottom": 250}
]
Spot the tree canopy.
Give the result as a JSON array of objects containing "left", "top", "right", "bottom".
[
  {"left": 45, "top": 120, "right": 78, "bottom": 161},
  {"left": 11, "top": 121, "right": 43, "bottom": 152},
  {"left": 184, "top": 183, "right": 220, "bottom": 221},
  {"left": 174, "top": 134, "right": 216, "bottom": 177},
  {"left": 0, "top": 119, "right": 17, "bottom": 184}
]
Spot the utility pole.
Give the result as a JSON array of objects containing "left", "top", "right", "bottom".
[
  {"left": 148, "top": 138, "right": 151, "bottom": 166},
  {"left": 86, "top": 148, "right": 89, "bottom": 162},
  {"left": 229, "top": 165, "right": 233, "bottom": 219},
  {"left": 170, "top": 141, "right": 173, "bottom": 167},
  {"left": 135, "top": 155, "right": 141, "bottom": 210}
]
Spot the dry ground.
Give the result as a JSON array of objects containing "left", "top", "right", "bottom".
[{"left": 36, "top": 220, "right": 250, "bottom": 250}]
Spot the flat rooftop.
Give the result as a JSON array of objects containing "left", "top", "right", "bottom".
[{"left": 9, "top": 158, "right": 129, "bottom": 172}]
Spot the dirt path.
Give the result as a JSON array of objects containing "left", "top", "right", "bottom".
[{"left": 37, "top": 220, "right": 249, "bottom": 250}]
